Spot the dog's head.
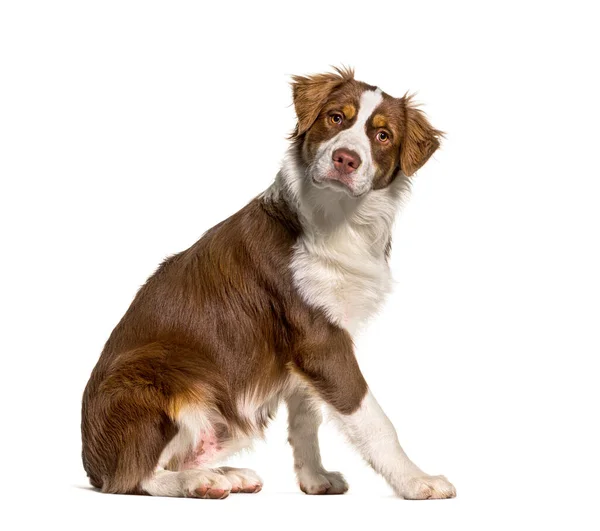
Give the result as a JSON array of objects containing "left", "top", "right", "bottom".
[{"left": 290, "top": 67, "right": 442, "bottom": 197}]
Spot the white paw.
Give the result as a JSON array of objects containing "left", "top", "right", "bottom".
[
  {"left": 400, "top": 475, "right": 456, "bottom": 500},
  {"left": 217, "top": 467, "right": 263, "bottom": 493},
  {"left": 298, "top": 469, "right": 348, "bottom": 495},
  {"left": 182, "top": 469, "right": 233, "bottom": 499}
]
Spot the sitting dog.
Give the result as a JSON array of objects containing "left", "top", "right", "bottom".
[{"left": 81, "top": 67, "right": 456, "bottom": 500}]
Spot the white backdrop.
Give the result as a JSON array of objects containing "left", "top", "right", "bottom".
[{"left": 1, "top": 1, "right": 599, "bottom": 529}]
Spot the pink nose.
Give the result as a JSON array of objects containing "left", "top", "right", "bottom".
[{"left": 332, "top": 148, "right": 361, "bottom": 174}]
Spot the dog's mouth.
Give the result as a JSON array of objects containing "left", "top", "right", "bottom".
[
  {"left": 312, "top": 175, "right": 356, "bottom": 196},
  {"left": 311, "top": 173, "right": 369, "bottom": 198}
]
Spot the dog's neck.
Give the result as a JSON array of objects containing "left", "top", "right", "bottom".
[{"left": 265, "top": 146, "right": 409, "bottom": 258}]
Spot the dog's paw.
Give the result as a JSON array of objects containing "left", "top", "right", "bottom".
[
  {"left": 298, "top": 469, "right": 348, "bottom": 495},
  {"left": 400, "top": 475, "right": 456, "bottom": 500},
  {"left": 217, "top": 467, "right": 263, "bottom": 494},
  {"left": 185, "top": 469, "right": 233, "bottom": 499}
]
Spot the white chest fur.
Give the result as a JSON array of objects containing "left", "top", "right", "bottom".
[
  {"left": 289, "top": 182, "right": 407, "bottom": 335},
  {"left": 291, "top": 227, "right": 393, "bottom": 334}
]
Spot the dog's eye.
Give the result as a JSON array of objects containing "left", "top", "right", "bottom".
[
  {"left": 330, "top": 113, "right": 344, "bottom": 125},
  {"left": 376, "top": 131, "right": 390, "bottom": 143}
]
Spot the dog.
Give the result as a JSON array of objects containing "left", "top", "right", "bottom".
[{"left": 81, "top": 67, "right": 456, "bottom": 500}]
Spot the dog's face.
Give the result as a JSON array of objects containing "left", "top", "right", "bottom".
[{"left": 291, "top": 68, "right": 442, "bottom": 197}]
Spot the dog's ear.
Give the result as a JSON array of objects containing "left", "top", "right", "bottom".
[
  {"left": 400, "top": 96, "right": 443, "bottom": 176},
  {"left": 290, "top": 66, "right": 354, "bottom": 138}
]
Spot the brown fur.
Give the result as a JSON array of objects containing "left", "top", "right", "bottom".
[{"left": 399, "top": 95, "right": 444, "bottom": 177}]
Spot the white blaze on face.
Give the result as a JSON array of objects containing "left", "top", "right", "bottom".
[{"left": 311, "top": 88, "right": 383, "bottom": 196}]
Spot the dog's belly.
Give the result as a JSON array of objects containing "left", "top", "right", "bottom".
[
  {"left": 181, "top": 431, "right": 223, "bottom": 469},
  {"left": 180, "top": 432, "right": 256, "bottom": 470},
  {"left": 159, "top": 390, "right": 284, "bottom": 471},
  {"left": 162, "top": 416, "right": 259, "bottom": 471}
]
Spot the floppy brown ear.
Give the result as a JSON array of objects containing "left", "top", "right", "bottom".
[
  {"left": 290, "top": 66, "right": 354, "bottom": 138},
  {"left": 400, "top": 96, "right": 443, "bottom": 176}
]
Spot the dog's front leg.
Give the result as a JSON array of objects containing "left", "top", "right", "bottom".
[
  {"left": 293, "top": 326, "right": 456, "bottom": 499},
  {"left": 329, "top": 389, "right": 456, "bottom": 499},
  {"left": 286, "top": 389, "right": 349, "bottom": 494}
]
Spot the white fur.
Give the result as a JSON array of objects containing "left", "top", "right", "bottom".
[
  {"left": 141, "top": 467, "right": 262, "bottom": 498},
  {"left": 141, "top": 468, "right": 233, "bottom": 498},
  {"left": 329, "top": 390, "right": 456, "bottom": 499},
  {"left": 235, "top": 387, "right": 285, "bottom": 437},
  {"left": 157, "top": 405, "right": 214, "bottom": 469},
  {"left": 286, "top": 386, "right": 348, "bottom": 494}
]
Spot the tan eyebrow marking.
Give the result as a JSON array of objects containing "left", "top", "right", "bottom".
[
  {"left": 372, "top": 114, "right": 387, "bottom": 128},
  {"left": 342, "top": 104, "right": 356, "bottom": 120}
]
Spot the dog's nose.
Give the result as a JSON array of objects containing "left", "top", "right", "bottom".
[{"left": 332, "top": 149, "right": 361, "bottom": 174}]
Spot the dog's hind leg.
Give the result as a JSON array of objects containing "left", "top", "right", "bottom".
[{"left": 81, "top": 342, "right": 229, "bottom": 495}]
